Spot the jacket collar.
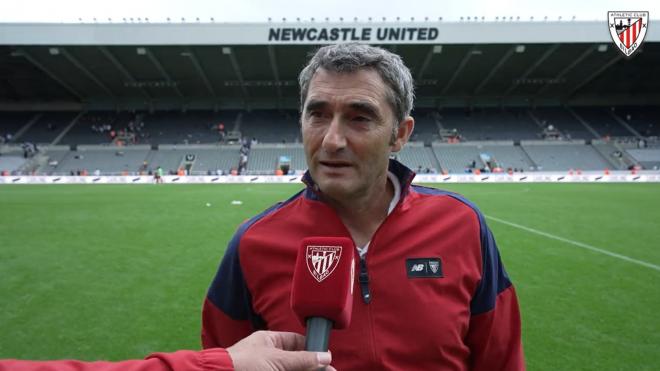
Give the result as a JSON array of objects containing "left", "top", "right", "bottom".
[{"left": 302, "top": 159, "right": 416, "bottom": 201}]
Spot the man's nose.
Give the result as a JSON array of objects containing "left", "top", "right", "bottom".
[{"left": 321, "top": 117, "right": 347, "bottom": 152}]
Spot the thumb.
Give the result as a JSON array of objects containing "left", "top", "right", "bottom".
[{"left": 276, "top": 350, "right": 332, "bottom": 370}]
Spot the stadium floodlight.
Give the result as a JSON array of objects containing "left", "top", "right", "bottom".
[
  {"left": 515, "top": 45, "right": 526, "bottom": 53},
  {"left": 598, "top": 44, "right": 608, "bottom": 52},
  {"left": 222, "top": 47, "right": 232, "bottom": 55},
  {"left": 433, "top": 45, "right": 443, "bottom": 54},
  {"left": 49, "top": 48, "right": 60, "bottom": 56},
  {"left": 136, "top": 47, "right": 147, "bottom": 55}
]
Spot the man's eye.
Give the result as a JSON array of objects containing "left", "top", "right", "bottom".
[
  {"left": 353, "top": 116, "right": 370, "bottom": 122},
  {"left": 308, "top": 111, "right": 323, "bottom": 118}
]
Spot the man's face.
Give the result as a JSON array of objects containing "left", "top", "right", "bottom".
[{"left": 301, "top": 68, "right": 406, "bottom": 201}]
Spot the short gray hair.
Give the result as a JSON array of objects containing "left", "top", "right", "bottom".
[{"left": 298, "top": 44, "right": 415, "bottom": 124}]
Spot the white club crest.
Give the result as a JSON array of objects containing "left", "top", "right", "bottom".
[
  {"left": 608, "top": 11, "right": 649, "bottom": 58},
  {"left": 306, "top": 245, "right": 342, "bottom": 282}
]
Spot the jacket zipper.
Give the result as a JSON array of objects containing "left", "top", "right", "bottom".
[{"left": 358, "top": 255, "right": 371, "bottom": 304}]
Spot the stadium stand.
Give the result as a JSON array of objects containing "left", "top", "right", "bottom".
[
  {"left": 626, "top": 149, "right": 660, "bottom": 169},
  {"left": 437, "top": 108, "right": 541, "bottom": 141},
  {"left": 408, "top": 109, "right": 441, "bottom": 143},
  {"left": 140, "top": 111, "right": 238, "bottom": 145},
  {"left": 1, "top": 22, "right": 659, "bottom": 174},
  {"left": 0, "top": 112, "right": 37, "bottom": 143},
  {"left": 239, "top": 110, "right": 301, "bottom": 144},
  {"left": 190, "top": 145, "right": 243, "bottom": 174},
  {"left": 0, "top": 153, "right": 26, "bottom": 172},
  {"left": 477, "top": 142, "right": 535, "bottom": 171},
  {"left": 19, "top": 112, "right": 79, "bottom": 144},
  {"left": 247, "top": 144, "right": 307, "bottom": 174},
  {"left": 521, "top": 141, "right": 612, "bottom": 171},
  {"left": 60, "top": 111, "right": 130, "bottom": 145},
  {"left": 573, "top": 107, "right": 634, "bottom": 137},
  {"left": 532, "top": 107, "right": 595, "bottom": 140},
  {"left": 54, "top": 146, "right": 150, "bottom": 174},
  {"left": 612, "top": 107, "right": 660, "bottom": 137},
  {"left": 431, "top": 143, "right": 481, "bottom": 173},
  {"left": 394, "top": 142, "right": 440, "bottom": 172}
]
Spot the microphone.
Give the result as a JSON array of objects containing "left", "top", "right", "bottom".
[{"left": 291, "top": 236, "right": 356, "bottom": 352}]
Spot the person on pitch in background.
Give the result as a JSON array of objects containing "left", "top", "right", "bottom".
[
  {"left": 203, "top": 44, "right": 525, "bottom": 370},
  {"left": 0, "top": 330, "right": 335, "bottom": 371}
]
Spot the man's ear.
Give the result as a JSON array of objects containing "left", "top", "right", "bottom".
[{"left": 391, "top": 116, "right": 414, "bottom": 153}]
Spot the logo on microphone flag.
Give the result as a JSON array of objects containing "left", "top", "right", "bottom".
[
  {"left": 608, "top": 11, "right": 649, "bottom": 57},
  {"left": 306, "top": 245, "right": 342, "bottom": 282}
]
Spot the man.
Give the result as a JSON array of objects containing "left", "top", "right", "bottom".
[
  {"left": 154, "top": 166, "right": 163, "bottom": 184},
  {"left": 203, "top": 44, "right": 525, "bottom": 370},
  {"left": 0, "top": 331, "right": 335, "bottom": 371}
]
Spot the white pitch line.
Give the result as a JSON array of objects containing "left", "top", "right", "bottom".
[{"left": 485, "top": 215, "right": 660, "bottom": 272}]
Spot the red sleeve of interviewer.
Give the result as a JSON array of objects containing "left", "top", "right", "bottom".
[{"left": 0, "top": 348, "right": 234, "bottom": 371}]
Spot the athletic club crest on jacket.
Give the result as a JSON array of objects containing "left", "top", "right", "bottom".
[
  {"left": 608, "top": 11, "right": 649, "bottom": 57},
  {"left": 306, "top": 245, "right": 342, "bottom": 282}
]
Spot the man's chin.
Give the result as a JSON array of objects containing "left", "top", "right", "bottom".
[{"left": 316, "top": 180, "right": 356, "bottom": 200}]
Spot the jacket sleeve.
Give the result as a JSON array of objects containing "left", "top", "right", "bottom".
[
  {"left": 0, "top": 348, "right": 234, "bottom": 371},
  {"left": 465, "top": 220, "right": 525, "bottom": 371},
  {"left": 202, "top": 223, "right": 266, "bottom": 349}
]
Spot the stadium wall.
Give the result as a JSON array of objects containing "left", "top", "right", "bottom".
[{"left": 1, "top": 171, "right": 659, "bottom": 185}]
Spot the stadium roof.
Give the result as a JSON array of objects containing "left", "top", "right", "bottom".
[{"left": 0, "top": 21, "right": 658, "bottom": 110}]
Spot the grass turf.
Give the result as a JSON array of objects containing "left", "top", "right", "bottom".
[{"left": 0, "top": 183, "right": 659, "bottom": 370}]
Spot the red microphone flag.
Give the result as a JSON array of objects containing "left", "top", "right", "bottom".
[{"left": 290, "top": 237, "right": 355, "bottom": 329}]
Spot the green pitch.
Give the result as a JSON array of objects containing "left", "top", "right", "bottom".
[{"left": 1, "top": 183, "right": 659, "bottom": 370}]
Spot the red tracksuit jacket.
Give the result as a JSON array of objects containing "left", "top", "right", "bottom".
[
  {"left": 0, "top": 349, "right": 233, "bottom": 371},
  {"left": 203, "top": 160, "right": 525, "bottom": 370}
]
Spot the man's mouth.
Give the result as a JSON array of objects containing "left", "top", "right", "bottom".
[{"left": 319, "top": 161, "right": 352, "bottom": 168}]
